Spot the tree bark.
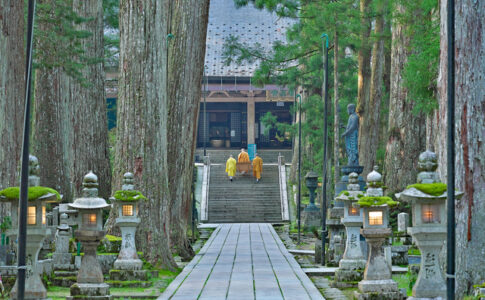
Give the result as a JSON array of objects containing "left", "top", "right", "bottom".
[
  {"left": 111, "top": 0, "right": 177, "bottom": 270},
  {"left": 356, "top": 0, "right": 372, "bottom": 171},
  {"left": 436, "top": 0, "right": 485, "bottom": 296},
  {"left": 0, "top": 0, "right": 24, "bottom": 217},
  {"left": 32, "top": 0, "right": 111, "bottom": 202},
  {"left": 167, "top": 0, "right": 209, "bottom": 260},
  {"left": 383, "top": 2, "right": 426, "bottom": 194},
  {"left": 333, "top": 31, "right": 340, "bottom": 187},
  {"left": 359, "top": 0, "right": 387, "bottom": 176}
]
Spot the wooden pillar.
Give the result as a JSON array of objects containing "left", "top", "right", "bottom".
[{"left": 247, "top": 98, "right": 255, "bottom": 145}]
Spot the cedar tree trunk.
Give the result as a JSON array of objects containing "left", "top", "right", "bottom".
[
  {"left": 167, "top": 0, "right": 210, "bottom": 260},
  {"left": 383, "top": 3, "right": 426, "bottom": 194},
  {"left": 436, "top": 0, "right": 485, "bottom": 296},
  {"left": 112, "top": 0, "right": 177, "bottom": 270}
]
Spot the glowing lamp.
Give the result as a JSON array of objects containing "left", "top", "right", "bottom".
[
  {"left": 349, "top": 206, "right": 360, "bottom": 216},
  {"left": 368, "top": 211, "right": 383, "bottom": 225},
  {"left": 122, "top": 205, "right": 134, "bottom": 216},
  {"left": 27, "top": 206, "right": 36, "bottom": 225}
]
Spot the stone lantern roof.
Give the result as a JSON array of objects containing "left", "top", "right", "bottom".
[
  {"left": 396, "top": 151, "right": 463, "bottom": 202},
  {"left": 69, "top": 171, "right": 110, "bottom": 210}
]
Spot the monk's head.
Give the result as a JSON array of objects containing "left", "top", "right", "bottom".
[
  {"left": 255, "top": 153, "right": 259, "bottom": 157},
  {"left": 241, "top": 148, "right": 245, "bottom": 152}
]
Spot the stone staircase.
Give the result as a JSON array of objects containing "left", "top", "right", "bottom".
[{"left": 207, "top": 164, "right": 283, "bottom": 223}]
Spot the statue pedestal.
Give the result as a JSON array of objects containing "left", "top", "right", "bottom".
[{"left": 303, "top": 209, "right": 321, "bottom": 229}]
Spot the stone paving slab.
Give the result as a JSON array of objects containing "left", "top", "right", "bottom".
[
  {"left": 303, "top": 266, "right": 408, "bottom": 276},
  {"left": 159, "top": 224, "right": 325, "bottom": 300}
]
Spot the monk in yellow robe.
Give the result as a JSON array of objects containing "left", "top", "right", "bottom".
[
  {"left": 226, "top": 155, "right": 237, "bottom": 181},
  {"left": 237, "top": 148, "right": 250, "bottom": 163},
  {"left": 237, "top": 148, "right": 250, "bottom": 174},
  {"left": 252, "top": 153, "right": 263, "bottom": 182}
]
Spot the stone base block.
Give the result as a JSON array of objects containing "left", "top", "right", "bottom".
[
  {"left": 354, "top": 290, "right": 404, "bottom": 300},
  {"left": 53, "top": 252, "right": 72, "bottom": 265},
  {"left": 106, "top": 280, "right": 152, "bottom": 288},
  {"left": 358, "top": 279, "right": 399, "bottom": 293},
  {"left": 109, "top": 269, "right": 157, "bottom": 281},
  {"left": 67, "top": 296, "right": 112, "bottom": 300},
  {"left": 70, "top": 283, "right": 111, "bottom": 299},
  {"left": 334, "top": 268, "right": 364, "bottom": 283},
  {"left": 113, "top": 258, "right": 143, "bottom": 270},
  {"left": 55, "top": 263, "right": 76, "bottom": 271},
  {"left": 331, "top": 280, "right": 358, "bottom": 288},
  {"left": 303, "top": 210, "right": 321, "bottom": 229},
  {"left": 339, "top": 258, "right": 366, "bottom": 270}
]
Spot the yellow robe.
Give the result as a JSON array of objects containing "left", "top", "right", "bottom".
[
  {"left": 226, "top": 157, "right": 237, "bottom": 177},
  {"left": 252, "top": 156, "right": 263, "bottom": 179},
  {"left": 238, "top": 152, "right": 250, "bottom": 163}
]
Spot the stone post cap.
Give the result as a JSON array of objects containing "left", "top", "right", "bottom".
[
  {"left": 366, "top": 166, "right": 383, "bottom": 197},
  {"left": 58, "top": 213, "right": 70, "bottom": 230},
  {"left": 347, "top": 172, "right": 360, "bottom": 191},
  {"left": 417, "top": 150, "right": 440, "bottom": 183},
  {"left": 122, "top": 172, "right": 135, "bottom": 191},
  {"left": 28, "top": 154, "right": 40, "bottom": 186},
  {"left": 82, "top": 171, "right": 99, "bottom": 197},
  {"left": 366, "top": 166, "right": 382, "bottom": 183}
]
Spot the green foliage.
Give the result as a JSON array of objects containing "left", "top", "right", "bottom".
[
  {"left": 406, "top": 183, "right": 447, "bottom": 196},
  {"left": 357, "top": 196, "right": 398, "bottom": 207},
  {"left": 0, "top": 216, "right": 12, "bottom": 233},
  {"left": 0, "top": 186, "right": 61, "bottom": 202},
  {"left": 112, "top": 190, "right": 147, "bottom": 202},
  {"left": 35, "top": 0, "right": 98, "bottom": 86},
  {"left": 398, "top": 0, "right": 440, "bottom": 114}
]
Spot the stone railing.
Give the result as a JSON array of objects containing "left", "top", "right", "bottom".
[
  {"left": 200, "top": 156, "right": 210, "bottom": 222},
  {"left": 278, "top": 155, "right": 290, "bottom": 221}
]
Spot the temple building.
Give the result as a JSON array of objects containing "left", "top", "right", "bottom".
[{"left": 198, "top": 0, "right": 295, "bottom": 149}]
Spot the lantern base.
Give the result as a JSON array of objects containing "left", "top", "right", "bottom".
[
  {"left": 113, "top": 258, "right": 143, "bottom": 270},
  {"left": 68, "top": 283, "right": 112, "bottom": 299}
]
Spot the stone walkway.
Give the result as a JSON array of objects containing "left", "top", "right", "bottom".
[{"left": 159, "top": 223, "right": 325, "bottom": 300}]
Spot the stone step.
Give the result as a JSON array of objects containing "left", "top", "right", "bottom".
[{"left": 54, "top": 270, "right": 78, "bottom": 277}]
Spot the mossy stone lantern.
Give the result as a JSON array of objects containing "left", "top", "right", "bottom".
[
  {"left": 0, "top": 155, "right": 61, "bottom": 300},
  {"left": 111, "top": 172, "right": 146, "bottom": 270},
  {"left": 68, "top": 171, "right": 112, "bottom": 300},
  {"left": 396, "top": 151, "right": 463, "bottom": 299},
  {"left": 354, "top": 167, "right": 402, "bottom": 300},
  {"left": 304, "top": 171, "right": 319, "bottom": 211},
  {"left": 334, "top": 172, "right": 366, "bottom": 284}
]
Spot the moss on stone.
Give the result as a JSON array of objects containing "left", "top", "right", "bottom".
[
  {"left": 406, "top": 183, "right": 447, "bottom": 196},
  {"left": 0, "top": 186, "right": 61, "bottom": 202},
  {"left": 338, "top": 190, "right": 350, "bottom": 196},
  {"left": 112, "top": 190, "right": 146, "bottom": 202},
  {"left": 105, "top": 234, "right": 122, "bottom": 242},
  {"left": 357, "top": 196, "right": 398, "bottom": 207}
]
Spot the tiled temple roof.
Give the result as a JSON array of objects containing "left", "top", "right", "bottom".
[{"left": 205, "top": 0, "right": 294, "bottom": 77}]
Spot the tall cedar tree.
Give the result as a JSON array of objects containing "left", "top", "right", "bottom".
[
  {"left": 0, "top": 0, "right": 24, "bottom": 217},
  {"left": 32, "top": 0, "right": 111, "bottom": 202},
  {"left": 435, "top": 0, "right": 485, "bottom": 296},
  {"left": 167, "top": 0, "right": 210, "bottom": 260},
  {"left": 112, "top": 0, "right": 209, "bottom": 268}
]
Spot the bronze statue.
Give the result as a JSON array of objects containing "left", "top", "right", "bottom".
[{"left": 342, "top": 104, "right": 359, "bottom": 166}]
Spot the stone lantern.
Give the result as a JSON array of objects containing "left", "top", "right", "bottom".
[
  {"left": 111, "top": 172, "right": 146, "bottom": 270},
  {"left": 0, "top": 155, "right": 61, "bottom": 299},
  {"left": 334, "top": 172, "right": 366, "bottom": 286},
  {"left": 303, "top": 171, "right": 321, "bottom": 229},
  {"left": 354, "top": 167, "right": 402, "bottom": 300},
  {"left": 68, "top": 172, "right": 111, "bottom": 300},
  {"left": 304, "top": 171, "right": 319, "bottom": 211},
  {"left": 396, "top": 151, "right": 463, "bottom": 299}
]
